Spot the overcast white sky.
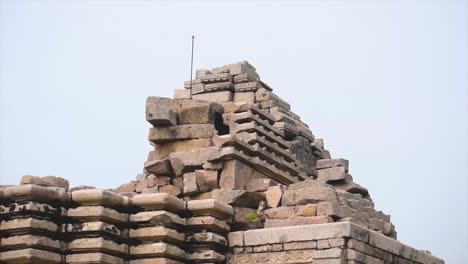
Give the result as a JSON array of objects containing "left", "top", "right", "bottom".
[{"left": 1, "top": 0, "right": 467, "bottom": 262}]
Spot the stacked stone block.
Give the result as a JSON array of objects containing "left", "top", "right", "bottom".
[
  {"left": 66, "top": 189, "right": 130, "bottom": 263},
  {"left": 130, "top": 193, "right": 186, "bottom": 263},
  {"left": 0, "top": 177, "right": 69, "bottom": 263}
]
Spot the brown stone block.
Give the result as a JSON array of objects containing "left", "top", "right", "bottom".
[
  {"left": 3, "top": 184, "right": 69, "bottom": 205},
  {"left": 212, "top": 189, "right": 265, "bottom": 209},
  {"left": 195, "top": 170, "right": 219, "bottom": 193},
  {"left": 0, "top": 248, "right": 62, "bottom": 264},
  {"left": 129, "top": 226, "right": 185, "bottom": 244},
  {"left": 20, "top": 175, "right": 69, "bottom": 190},
  {"left": 186, "top": 250, "right": 225, "bottom": 263},
  {"left": 129, "top": 258, "right": 183, "bottom": 264},
  {"left": 264, "top": 216, "right": 333, "bottom": 228},
  {"left": 67, "top": 206, "right": 128, "bottom": 224},
  {"left": 187, "top": 199, "right": 234, "bottom": 220},
  {"left": 152, "top": 138, "right": 213, "bottom": 160},
  {"left": 0, "top": 218, "right": 58, "bottom": 235},
  {"left": 132, "top": 193, "right": 185, "bottom": 212},
  {"left": 0, "top": 235, "right": 63, "bottom": 251},
  {"left": 71, "top": 189, "right": 132, "bottom": 211},
  {"left": 68, "top": 237, "right": 127, "bottom": 255},
  {"left": 178, "top": 102, "right": 223, "bottom": 125},
  {"left": 159, "top": 185, "right": 181, "bottom": 197},
  {"left": 149, "top": 124, "right": 216, "bottom": 144},
  {"left": 192, "top": 91, "right": 233, "bottom": 103},
  {"left": 130, "top": 210, "right": 185, "bottom": 227},
  {"left": 66, "top": 252, "right": 124, "bottom": 264},
  {"left": 130, "top": 242, "right": 184, "bottom": 259},
  {"left": 265, "top": 186, "right": 283, "bottom": 208},
  {"left": 144, "top": 159, "right": 173, "bottom": 176},
  {"left": 186, "top": 216, "right": 230, "bottom": 233}
]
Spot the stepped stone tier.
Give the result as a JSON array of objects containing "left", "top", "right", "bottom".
[{"left": 0, "top": 61, "right": 443, "bottom": 263}]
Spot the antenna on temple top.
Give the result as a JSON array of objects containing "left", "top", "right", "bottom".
[{"left": 190, "top": 35, "right": 195, "bottom": 93}]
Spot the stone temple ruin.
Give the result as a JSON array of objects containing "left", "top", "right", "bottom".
[{"left": 0, "top": 61, "right": 444, "bottom": 264}]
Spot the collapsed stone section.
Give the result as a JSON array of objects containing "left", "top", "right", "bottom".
[{"left": 0, "top": 61, "right": 444, "bottom": 263}]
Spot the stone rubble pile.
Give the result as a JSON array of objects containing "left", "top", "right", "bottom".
[{"left": 0, "top": 61, "right": 443, "bottom": 263}]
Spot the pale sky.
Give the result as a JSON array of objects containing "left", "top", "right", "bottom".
[{"left": 1, "top": 0, "right": 467, "bottom": 262}]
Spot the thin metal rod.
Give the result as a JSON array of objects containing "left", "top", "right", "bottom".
[{"left": 190, "top": 35, "right": 195, "bottom": 91}]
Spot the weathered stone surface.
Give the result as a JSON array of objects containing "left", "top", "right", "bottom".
[
  {"left": 246, "top": 177, "right": 274, "bottom": 192},
  {"left": 316, "top": 159, "right": 349, "bottom": 171},
  {"left": 264, "top": 216, "right": 333, "bottom": 228},
  {"left": 173, "top": 89, "right": 191, "bottom": 99},
  {"left": 265, "top": 186, "right": 283, "bottom": 208},
  {"left": 233, "top": 92, "right": 255, "bottom": 103},
  {"left": 186, "top": 216, "right": 230, "bottom": 233},
  {"left": 152, "top": 138, "right": 213, "bottom": 160},
  {"left": 219, "top": 160, "right": 255, "bottom": 190},
  {"left": 66, "top": 252, "right": 124, "bottom": 264},
  {"left": 136, "top": 178, "right": 149, "bottom": 193},
  {"left": 195, "top": 170, "right": 219, "bottom": 192},
  {"left": 131, "top": 210, "right": 185, "bottom": 227},
  {"left": 67, "top": 206, "right": 128, "bottom": 224},
  {"left": 187, "top": 232, "right": 228, "bottom": 246},
  {"left": 0, "top": 248, "right": 62, "bottom": 264},
  {"left": 71, "top": 189, "right": 131, "bottom": 210},
  {"left": 169, "top": 147, "right": 221, "bottom": 176},
  {"left": 144, "top": 159, "right": 174, "bottom": 176},
  {"left": 62, "top": 221, "right": 122, "bottom": 237},
  {"left": 20, "top": 175, "right": 69, "bottom": 190},
  {"left": 3, "top": 184, "right": 69, "bottom": 205},
  {"left": 0, "top": 201, "right": 66, "bottom": 217},
  {"left": 0, "top": 235, "right": 62, "bottom": 251},
  {"left": 212, "top": 189, "right": 265, "bottom": 209},
  {"left": 149, "top": 124, "right": 216, "bottom": 143},
  {"left": 129, "top": 258, "right": 183, "bottom": 264},
  {"left": 228, "top": 249, "right": 342, "bottom": 264},
  {"left": 183, "top": 172, "right": 199, "bottom": 195},
  {"left": 186, "top": 250, "right": 225, "bottom": 263},
  {"left": 0, "top": 218, "right": 57, "bottom": 234},
  {"left": 159, "top": 185, "right": 182, "bottom": 197},
  {"left": 114, "top": 181, "right": 136, "bottom": 193},
  {"left": 187, "top": 199, "right": 234, "bottom": 219},
  {"left": 130, "top": 226, "right": 185, "bottom": 244},
  {"left": 193, "top": 91, "right": 233, "bottom": 103},
  {"left": 316, "top": 167, "right": 347, "bottom": 183},
  {"left": 178, "top": 102, "right": 223, "bottom": 125},
  {"left": 68, "top": 237, "right": 127, "bottom": 254},
  {"left": 282, "top": 180, "right": 338, "bottom": 206},
  {"left": 132, "top": 193, "right": 185, "bottom": 211},
  {"left": 130, "top": 242, "right": 185, "bottom": 259}
]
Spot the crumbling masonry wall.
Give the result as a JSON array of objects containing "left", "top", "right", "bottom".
[{"left": 0, "top": 62, "right": 443, "bottom": 263}]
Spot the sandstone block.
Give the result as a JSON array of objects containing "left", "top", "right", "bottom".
[
  {"left": 144, "top": 159, "right": 173, "bottom": 176},
  {"left": 173, "top": 89, "right": 191, "bottom": 99},
  {"left": 159, "top": 185, "right": 182, "bottom": 197},
  {"left": 114, "top": 181, "right": 136, "bottom": 193},
  {"left": 130, "top": 210, "right": 185, "bottom": 227},
  {"left": 283, "top": 241, "right": 317, "bottom": 250},
  {"left": 67, "top": 206, "right": 128, "bottom": 224},
  {"left": 66, "top": 252, "right": 124, "bottom": 264},
  {"left": 246, "top": 177, "right": 274, "bottom": 192},
  {"left": 282, "top": 180, "right": 338, "bottom": 206},
  {"left": 3, "top": 184, "right": 69, "bottom": 205},
  {"left": 149, "top": 124, "right": 216, "bottom": 143},
  {"left": 187, "top": 199, "right": 234, "bottom": 219},
  {"left": 187, "top": 232, "right": 228, "bottom": 247},
  {"left": 264, "top": 216, "right": 333, "bottom": 228},
  {"left": 130, "top": 226, "right": 185, "bottom": 244},
  {"left": 68, "top": 237, "right": 127, "bottom": 255},
  {"left": 71, "top": 189, "right": 131, "bottom": 210},
  {"left": 136, "top": 178, "right": 149, "bottom": 193},
  {"left": 316, "top": 166, "right": 347, "bottom": 183},
  {"left": 132, "top": 193, "right": 185, "bottom": 211},
  {"left": 0, "top": 235, "right": 62, "bottom": 251},
  {"left": 178, "top": 102, "right": 223, "bottom": 125},
  {"left": 316, "top": 159, "right": 349, "bottom": 171},
  {"left": 0, "top": 248, "right": 62, "bottom": 264},
  {"left": 200, "top": 73, "right": 232, "bottom": 83},
  {"left": 130, "top": 242, "right": 184, "bottom": 259},
  {"left": 129, "top": 258, "right": 183, "bottom": 264},
  {"left": 183, "top": 172, "right": 199, "bottom": 195},
  {"left": 233, "top": 92, "right": 255, "bottom": 103},
  {"left": 219, "top": 160, "right": 255, "bottom": 190},
  {"left": 192, "top": 91, "right": 233, "bottom": 103},
  {"left": 20, "top": 175, "right": 69, "bottom": 190},
  {"left": 1, "top": 201, "right": 66, "bottom": 218},
  {"left": 212, "top": 189, "right": 265, "bottom": 209},
  {"left": 186, "top": 250, "right": 225, "bottom": 263},
  {"left": 62, "top": 221, "right": 122, "bottom": 238},
  {"left": 0, "top": 218, "right": 58, "bottom": 234},
  {"left": 228, "top": 231, "right": 244, "bottom": 247},
  {"left": 265, "top": 186, "right": 283, "bottom": 208},
  {"left": 195, "top": 170, "right": 219, "bottom": 192},
  {"left": 196, "top": 69, "right": 211, "bottom": 78},
  {"left": 186, "top": 216, "right": 230, "bottom": 233},
  {"left": 152, "top": 138, "right": 213, "bottom": 160},
  {"left": 169, "top": 146, "right": 221, "bottom": 176}
]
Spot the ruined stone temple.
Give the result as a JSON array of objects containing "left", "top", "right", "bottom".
[{"left": 0, "top": 61, "right": 444, "bottom": 264}]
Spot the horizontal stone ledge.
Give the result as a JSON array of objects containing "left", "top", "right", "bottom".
[
  {"left": 229, "top": 222, "right": 444, "bottom": 264},
  {"left": 132, "top": 193, "right": 186, "bottom": 212},
  {"left": 67, "top": 206, "right": 129, "bottom": 224},
  {"left": 129, "top": 258, "right": 184, "bottom": 264},
  {"left": 187, "top": 199, "right": 234, "bottom": 220},
  {"left": 0, "top": 248, "right": 62, "bottom": 264},
  {"left": 66, "top": 252, "right": 124, "bottom": 264},
  {"left": 71, "top": 189, "right": 132, "bottom": 210},
  {"left": 3, "top": 184, "right": 69, "bottom": 205}
]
